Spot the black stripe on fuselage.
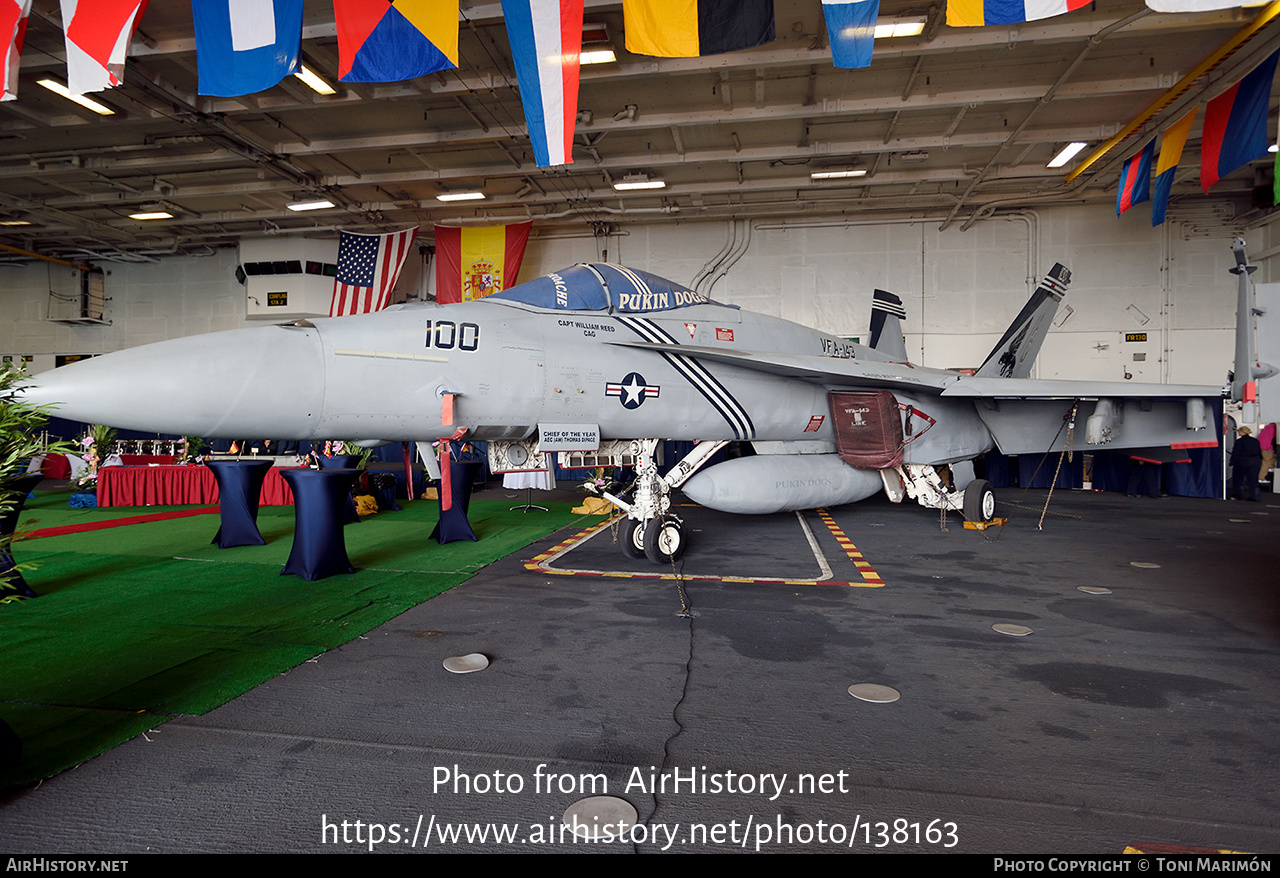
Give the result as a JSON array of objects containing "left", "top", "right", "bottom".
[{"left": 616, "top": 315, "right": 756, "bottom": 440}]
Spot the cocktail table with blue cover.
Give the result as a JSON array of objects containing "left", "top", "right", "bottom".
[
  {"left": 315, "top": 454, "right": 362, "bottom": 523},
  {"left": 430, "top": 459, "right": 481, "bottom": 544},
  {"left": 280, "top": 467, "right": 360, "bottom": 581},
  {"left": 315, "top": 454, "right": 361, "bottom": 469},
  {"left": 206, "top": 459, "right": 275, "bottom": 548}
]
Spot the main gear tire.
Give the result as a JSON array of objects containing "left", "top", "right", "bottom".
[
  {"left": 963, "top": 479, "right": 996, "bottom": 522},
  {"left": 643, "top": 516, "right": 685, "bottom": 564},
  {"left": 621, "top": 518, "right": 647, "bottom": 559}
]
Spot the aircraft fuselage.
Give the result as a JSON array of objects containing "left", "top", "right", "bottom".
[
  {"left": 284, "top": 298, "right": 994, "bottom": 467},
  {"left": 26, "top": 294, "right": 995, "bottom": 469}
]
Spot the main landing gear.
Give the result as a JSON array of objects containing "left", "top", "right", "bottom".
[
  {"left": 620, "top": 515, "right": 685, "bottom": 563},
  {"left": 881, "top": 465, "right": 997, "bottom": 523},
  {"left": 596, "top": 439, "right": 726, "bottom": 564}
]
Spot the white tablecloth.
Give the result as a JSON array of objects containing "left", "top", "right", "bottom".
[{"left": 502, "top": 470, "right": 555, "bottom": 490}]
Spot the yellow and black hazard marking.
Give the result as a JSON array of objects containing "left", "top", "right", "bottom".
[
  {"left": 815, "top": 508, "right": 884, "bottom": 586},
  {"left": 525, "top": 515, "right": 883, "bottom": 587}
]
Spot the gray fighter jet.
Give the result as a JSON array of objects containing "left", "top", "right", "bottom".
[{"left": 23, "top": 243, "right": 1251, "bottom": 564}]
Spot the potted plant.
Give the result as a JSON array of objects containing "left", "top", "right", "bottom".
[
  {"left": 180, "top": 435, "right": 209, "bottom": 465},
  {"left": 69, "top": 423, "right": 118, "bottom": 506},
  {"left": 0, "top": 364, "right": 73, "bottom": 602},
  {"left": 0, "top": 363, "right": 76, "bottom": 773}
]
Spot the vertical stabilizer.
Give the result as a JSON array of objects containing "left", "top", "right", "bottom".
[
  {"left": 869, "top": 289, "right": 909, "bottom": 362},
  {"left": 975, "top": 263, "right": 1071, "bottom": 379}
]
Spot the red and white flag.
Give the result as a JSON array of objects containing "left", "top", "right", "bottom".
[
  {"left": 330, "top": 227, "right": 419, "bottom": 317},
  {"left": 0, "top": 1, "right": 31, "bottom": 102},
  {"left": 60, "top": 0, "right": 149, "bottom": 94}
]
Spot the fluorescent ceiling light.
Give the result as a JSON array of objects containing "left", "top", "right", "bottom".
[
  {"left": 1047, "top": 142, "right": 1087, "bottom": 169},
  {"left": 294, "top": 64, "right": 336, "bottom": 96},
  {"left": 0, "top": 220, "right": 30, "bottom": 226},
  {"left": 613, "top": 174, "right": 666, "bottom": 190},
  {"left": 1270, "top": 144, "right": 1278, "bottom": 153},
  {"left": 874, "top": 19, "right": 926, "bottom": 38},
  {"left": 436, "top": 191, "right": 486, "bottom": 202},
  {"left": 286, "top": 198, "right": 335, "bottom": 211},
  {"left": 581, "top": 48, "right": 617, "bottom": 65},
  {"left": 37, "top": 79, "right": 114, "bottom": 115},
  {"left": 811, "top": 169, "right": 867, "bottom": 180},
  {"left": 129, "top": 211, "right": 173, "bottom": 220}
]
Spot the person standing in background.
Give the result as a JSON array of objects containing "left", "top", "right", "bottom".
[
  {"left": 1258, "top": 422, "right": 1276, "bottom": 486},
  {"left": 1232, "top": 427, "right": 1263, "bottom": 501}
]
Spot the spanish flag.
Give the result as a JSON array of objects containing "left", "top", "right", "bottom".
[
  {"left": 434, "top": 222, "right": 533, "bottom": 304},
  {"left": 623, "top": 0, "right": 775, "bottom": 58}
]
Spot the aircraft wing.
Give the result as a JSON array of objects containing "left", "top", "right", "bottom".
[
  {"left": 941, "top": 376, "right": 1225, "bottom": 399},
  {"left": 606, "top": 340, "right": 957, "bottom": 392},
  {"left": 609, "top": 341, "right": 1225, "bottom": 454},
  {"left": 941, "top": 377, "right": 1224, "bottom": 455}
]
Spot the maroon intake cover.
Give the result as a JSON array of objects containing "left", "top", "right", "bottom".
[{"left": 828, "top": 390, "right": 904, "bottom": 469}]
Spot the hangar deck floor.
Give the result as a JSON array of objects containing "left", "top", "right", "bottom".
[{"left": 2, "top": 488, "right": 1278, "bottom": 854}]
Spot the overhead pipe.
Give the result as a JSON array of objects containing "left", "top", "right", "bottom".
[
  {"left": 706, "top": 220, "right": 752, "bottom": 296},
  {"left": 695, "top": 220, "right": 742, "bottom": 295},
  {"left": 0, "top": 243, "right": 91, "bottom": 270},
  {"left": 692, "top": 221, "right": 738, "bottom": 293}
]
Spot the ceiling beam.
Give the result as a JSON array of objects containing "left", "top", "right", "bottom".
[
  {"left": 28, "top": 119, "right": 1134, "bottom": 211},
  {"left": 262, "top": 74, "right": 1170, "bottom": 163}
]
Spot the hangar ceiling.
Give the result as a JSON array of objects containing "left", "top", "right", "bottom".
[{"left": 0, "top": 0, "right": 1278, "bottom": 263}]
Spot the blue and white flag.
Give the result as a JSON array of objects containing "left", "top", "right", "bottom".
[
  {"left": 192, "top": 0, "right": 303, "bottom": 97},
  {"left": 823, "top": 0, "right": 879, "bottom": 70}
]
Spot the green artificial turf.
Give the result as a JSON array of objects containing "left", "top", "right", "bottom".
[{"left": 0, "top": 491, "right": 583, "bottom": 787}]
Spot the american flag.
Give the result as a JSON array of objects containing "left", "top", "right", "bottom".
[{"left": 330, "top": 227, "right": 418, "bottom": 317}]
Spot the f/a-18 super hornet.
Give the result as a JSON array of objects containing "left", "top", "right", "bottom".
[{"left": 25, "top": 241, "right": 1256, "bottom": 564}]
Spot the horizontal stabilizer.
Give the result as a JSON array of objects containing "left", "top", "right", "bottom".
[{"left": 1127, "top": 447, "right": 1194, "bottom": 465}]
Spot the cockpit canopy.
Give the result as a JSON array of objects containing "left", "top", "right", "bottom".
[{"left": 487, "top": 263, "right": 735, "bottom": 314}]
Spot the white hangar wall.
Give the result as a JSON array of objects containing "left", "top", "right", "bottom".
[
  {"left": 0, "top": 202, "right": 1262, "bottom": 390},
  {"left": 1, "top": 250, "right": 245, "bottom": 376}
]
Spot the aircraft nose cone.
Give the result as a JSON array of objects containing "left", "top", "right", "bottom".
[{"left": 21, "top": 324, "right": 326, "bottom": 438}]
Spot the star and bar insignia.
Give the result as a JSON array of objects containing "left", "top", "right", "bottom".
[{"left": 605, "top": 372, "right": 661, "bottom": 409}]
